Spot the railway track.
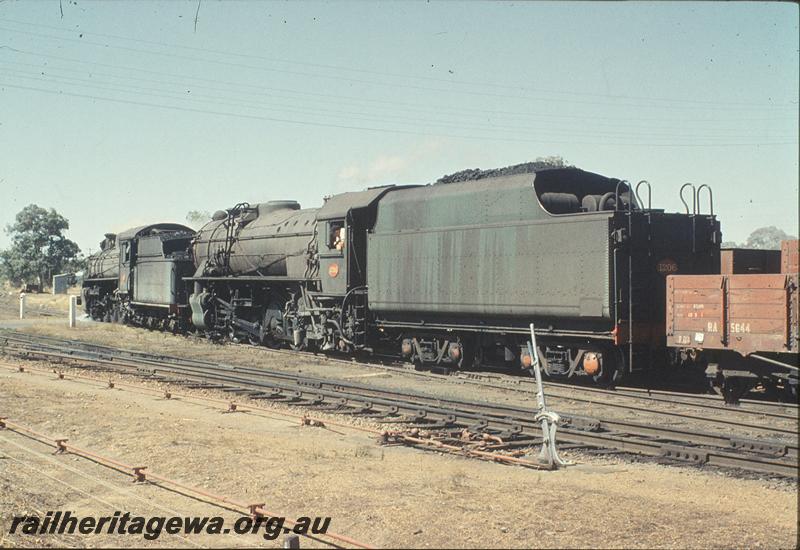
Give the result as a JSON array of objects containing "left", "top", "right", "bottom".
[
  {"left": 5, "top": 328, "right": 797, "bottom": 418},
  {"left": 10, "top": 328, "right": 793, "bottom": 439},
  {"left": 207, "top": 334, "right": 800, "bottom": 414},
  {"left": 2, "top": 330, "right": 796, "bottom": 443},
  {"left": 1, "top": 330, "right": 797, "bottom": 478}
]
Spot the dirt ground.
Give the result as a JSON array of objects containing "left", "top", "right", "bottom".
[
  {"left": 0, "top": 288, "right": 74, "bottom": 321},
  {"left": 1, "top": 345, "right": 798, "bottom": 548}
]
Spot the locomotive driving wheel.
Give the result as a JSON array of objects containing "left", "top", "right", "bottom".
[{"left": 290, "top": 341, "right": 306, "bottom": 351}]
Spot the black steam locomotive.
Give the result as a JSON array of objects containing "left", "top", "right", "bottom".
[{"left": 83, "top": 165, "right": 721, "bottom": 384}]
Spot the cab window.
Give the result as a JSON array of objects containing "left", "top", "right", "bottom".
[{"left": 328, "top": 222, "right": 345, "bottom": 251}]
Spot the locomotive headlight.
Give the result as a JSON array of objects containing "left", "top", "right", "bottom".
[{"left": 328, "top": 263, "right": 340, "bottom": 278}]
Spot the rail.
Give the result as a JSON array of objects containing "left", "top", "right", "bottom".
[
  {"left": 0, "top": 417, "right": 374, "bottom": 549},
  {"left": 2, "top": 332, "right": 796, "bottom": 478}
]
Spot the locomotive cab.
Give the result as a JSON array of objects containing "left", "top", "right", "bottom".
[
  {"left": 314, "top": 186, "right": 411, "bottom": 297},
  {"left": 317, "top": 217, "right": 348, "bottom": 296},
  {"left": 309, "top": 186, "right": 412, "bottom": 351}
]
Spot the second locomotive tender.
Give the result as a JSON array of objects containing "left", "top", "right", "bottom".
[
  {"left": 82, "top": 223, "right": 196, "bottom": 328},
  {"left": 186, "top": 166, "right": 720, "bottom": 382}
]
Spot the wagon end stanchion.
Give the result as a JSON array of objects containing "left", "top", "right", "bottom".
[{"left": 528, "top": 323, "right": 569, "bottom": 469}]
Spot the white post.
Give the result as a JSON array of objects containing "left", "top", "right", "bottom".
[
  {"left": 19, "top": 293, "right": 26, "bottom": 319},
  {"left": 528, "top": 323, "right": 568, "bottom": 469},
  {"left": 283, "top": 535, "right": 300, "bottom": 549},
  {"left": 69, "top": 295, "right": 77, "bottom": 328}
]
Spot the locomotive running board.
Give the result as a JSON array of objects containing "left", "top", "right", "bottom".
[{"left": 374, "top": 319, "right": 614, "bottom": 339}]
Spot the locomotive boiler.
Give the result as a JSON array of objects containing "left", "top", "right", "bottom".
[{"left": 82, "top": 233, "right": 120, "bottom": 320}]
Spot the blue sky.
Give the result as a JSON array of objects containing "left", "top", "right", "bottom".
[{"left": 1, "top": 1, "right": 797, "bottom": 254}]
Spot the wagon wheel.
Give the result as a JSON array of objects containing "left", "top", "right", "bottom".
[
  {"left": 246, "top": 323, "right": 263, "bottom": 346},
  {"left": 453, "top": 339, "right": 478, "bottom": 370},
  {"left": 262, "top": 334, "right": 282, "bottom": 349},
  {"left": 784, "top": 382, "right": 799, "bottom": 404},
  {"left": 592, "top": 347, "right": 624, "bottom": 387},
  {"left": 720, "top": 378, "right": 756, "bottom": 406}
]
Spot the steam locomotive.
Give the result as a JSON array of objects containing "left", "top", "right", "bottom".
[{"left": 84, "top": 166, "right": 727, "bottom": 386}]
